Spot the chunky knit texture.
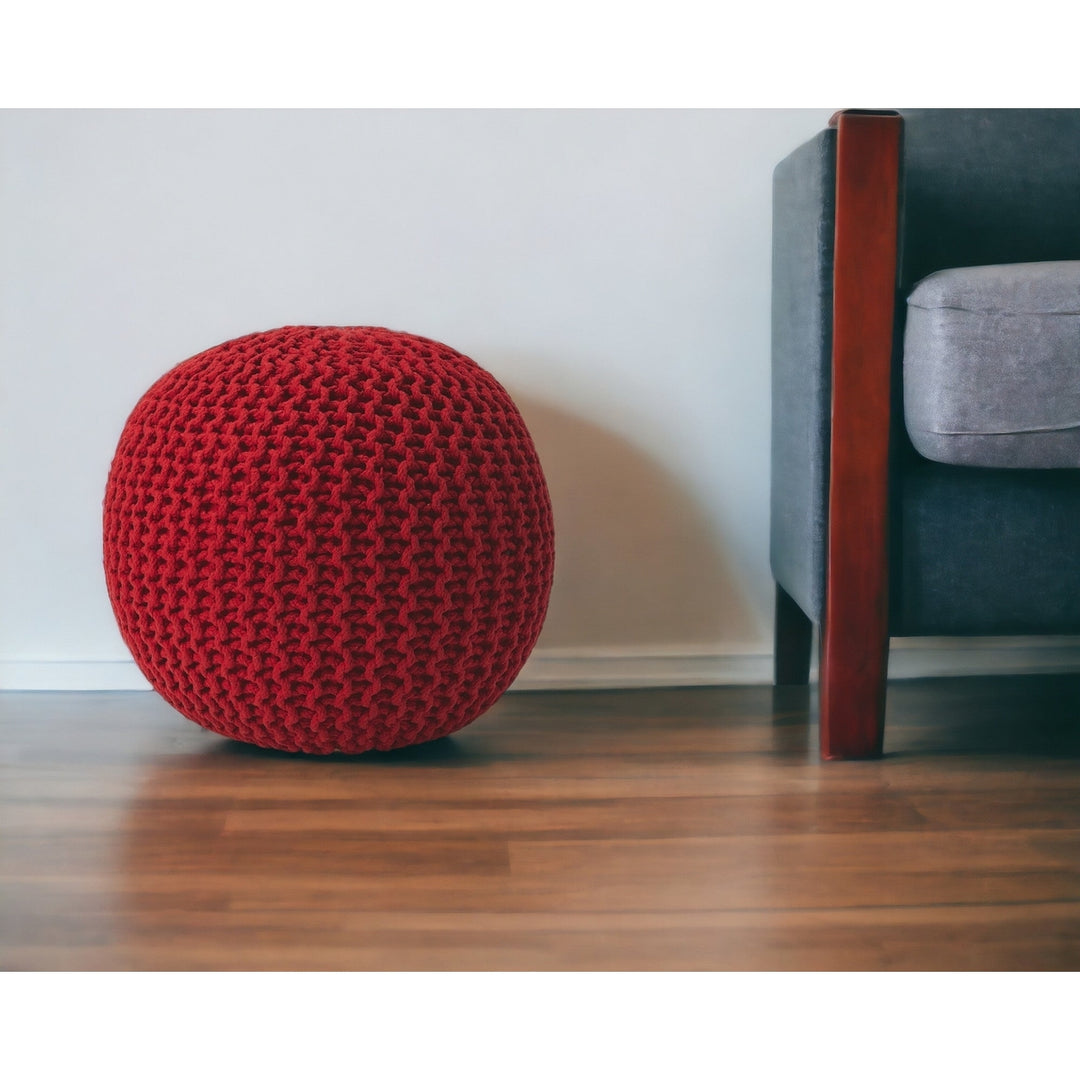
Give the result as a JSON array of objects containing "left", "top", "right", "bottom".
[{"left": 103, "top": 326, "right": 554, "bottom": 754}]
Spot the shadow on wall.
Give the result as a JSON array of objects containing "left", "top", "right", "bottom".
[{"left": 512, "top": 394, "right": 759, "bottom": 651}]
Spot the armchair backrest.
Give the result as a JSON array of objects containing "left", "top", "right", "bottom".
[{"left": 898, "top": 109, "right": 1080, "bottom": 294}]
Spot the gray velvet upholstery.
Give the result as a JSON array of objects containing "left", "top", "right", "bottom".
[
  {"left": 898, "top": 458, "right": 1080, "bottom": 634},
  {"left": 770, "top": 129, "right": 835, "bottom": 623},
  {"left": 904, "top": 261, "right": 1080, "bottom": 469},
  {"left": 770, "top": 109, "right": 1080, "bottom": 639},
  {"left": 898, "top": 110, "right": 1080, "bottom": 294}
]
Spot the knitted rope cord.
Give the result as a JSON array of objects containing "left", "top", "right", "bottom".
[{"left": 103, "top": 326, "right": 554, "bottom": 753}]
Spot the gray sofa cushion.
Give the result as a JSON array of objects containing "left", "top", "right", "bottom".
[{"left": 904, "top": 261, "right": 1080, "bottom": 468}]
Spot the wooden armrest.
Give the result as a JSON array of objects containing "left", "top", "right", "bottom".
[{"left": 820, "top": 109, "right": 902, "bottom": 759}]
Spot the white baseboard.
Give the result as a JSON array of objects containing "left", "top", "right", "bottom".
[
  {"left": 510, "top": 648, "right": 770, "bottom": 689},
  {"left": 0, "top": 661, "right": 153, "bottom": 691},
  {"left": 511, "top": 637, "right": 1080, "bottom": 690},
  {"left": 3, "top": 638, "right": 1079, "bottom": 692},
  {"left": 886, "top": 636, "right": 1080, "bottom": 679}
]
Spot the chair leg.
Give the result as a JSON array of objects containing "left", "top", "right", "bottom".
[
  {"left": 820, "top": 615, "right": 888, "bottom": 759},
  {"left": 774, "top": 583, "right": 813, "bottom": 686}
]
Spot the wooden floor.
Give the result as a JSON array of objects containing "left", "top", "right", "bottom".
[{"left": 2, "top": 676, "right": 1080, "bottom": 970}]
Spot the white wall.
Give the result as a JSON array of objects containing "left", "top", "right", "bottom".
[{"left": 1, "top": 108, "right": 835, "bottom": 689}]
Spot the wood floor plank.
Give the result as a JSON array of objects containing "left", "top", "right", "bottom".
[
  {"left": 5, "top": 903, "right": 1079, "bottom": 971},
  {"left": 3, "top": 677, "right": 1080, "bottom": 969},
  {"left": 219, "top": 792, "right": 928, "bottom": 837}
]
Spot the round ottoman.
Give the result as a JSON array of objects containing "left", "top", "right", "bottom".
[{"left": 103, "top": 326, "right": 554, "bottom": 753}]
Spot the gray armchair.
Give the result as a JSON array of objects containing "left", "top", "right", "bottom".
[{"left": 770, "top": 108, "right": 1080, "bottom": 759}]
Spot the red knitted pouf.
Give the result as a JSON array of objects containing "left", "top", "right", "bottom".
[{"left": 103, "top": 326, "right": 554, "bottom": 754}]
